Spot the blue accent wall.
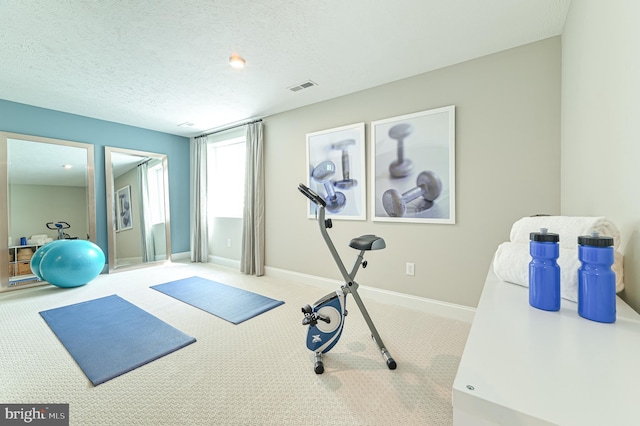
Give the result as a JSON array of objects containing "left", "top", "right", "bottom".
[{"left": 0, "top": 99, "right": 190, "bottom": 259}]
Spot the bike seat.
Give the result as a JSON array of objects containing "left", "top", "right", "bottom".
[{"left": 349, "top": 234, "right": 386, "bottom": 251}]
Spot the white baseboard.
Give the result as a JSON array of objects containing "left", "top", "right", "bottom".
[
  {"left": 209, "top": 255, "right": 241, "bottom": 269},
  {"left": 115, "top": 256, "right": 142, "bottom": 267},
  {"left": 171, "top": 251, "right": 191, "bottom": 261},
  {"left": 264, "top": 266, "right": 475, "bottom": 323},
  {"left": 171, "top": 252, "right": 238, "bottom": 269}
]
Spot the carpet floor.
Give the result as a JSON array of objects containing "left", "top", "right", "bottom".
[{"left": 0, "top": 261, "right": 471, "bottom": 425}]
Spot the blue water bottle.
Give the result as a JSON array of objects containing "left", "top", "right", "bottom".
[
  {"left": 529, "top": 228, "right": 561, "bottom": 311},
  {"left": 578, "top": 232, "right": 616, "bottom": 323}
]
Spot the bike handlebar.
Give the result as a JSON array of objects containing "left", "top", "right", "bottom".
[
  {"left": 298, "top": 183, "right": 326, "bottom": 207},
  {"left": 46, "top": 221, "right": 70, "bottom": 229}
]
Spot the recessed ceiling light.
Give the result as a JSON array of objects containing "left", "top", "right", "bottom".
[
  {"left": 229, "top": 54, "right": 246, "bottom": 69},
  {"left": 62, "top": 164, "right": 72, "bottom": 169}
]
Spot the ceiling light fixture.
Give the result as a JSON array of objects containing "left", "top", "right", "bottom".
[
  {"left": 62, "top": 164, "right": 72, "bottom": 169},
  {"left": 229, "top": 54, "right": 246, "bottom": 69}
]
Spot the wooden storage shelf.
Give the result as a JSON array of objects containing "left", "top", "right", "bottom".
[{"left": 8, "top": 244, "right": 43, "bottom": 286}]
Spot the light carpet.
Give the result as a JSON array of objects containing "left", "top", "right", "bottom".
[{"left": 0, "top": 261, "right": 471, "bottom": 425}]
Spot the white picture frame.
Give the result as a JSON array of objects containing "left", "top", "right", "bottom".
[
  {"left": 371, "top": 105, "right": 455, "bottom": 224},
  {"left": 306, "top": 122, "right": 366, "bottom": 220}
]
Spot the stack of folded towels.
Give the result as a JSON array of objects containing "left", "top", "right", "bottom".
[
  {"left": 28, "top": 234, "right": 54, "bottom": 245},
  {"left": 493, "top": 216, "right": 624, "bottom": 302}
]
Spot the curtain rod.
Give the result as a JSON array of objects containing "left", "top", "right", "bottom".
[{"left": 195, "top": 119, "right": 262, "bottom": 139}]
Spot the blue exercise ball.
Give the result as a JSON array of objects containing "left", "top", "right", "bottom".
[
  {"left": 30, "top": 240, "right": 68, "bottom": 280},
  {"left": 38, "top": 240, "right": 105, "bottom": 288}
]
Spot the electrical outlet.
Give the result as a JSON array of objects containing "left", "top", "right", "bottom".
[
  {"left": 227, "top": 239, "right": 231, "bottom": 247},
  {"left": 406, "top": 262, "right": 415, "bottom": 276}
]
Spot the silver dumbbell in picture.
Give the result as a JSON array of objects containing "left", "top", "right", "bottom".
[
  {"left": 331, "top": 139, "right": 357, "bottom": 189},
  {"left": 382, "top": 171, "right": 442, "bottom": 217},
  {"left": 388, "top": 123, "right": 414, "bottom": 178},
  {"left": 312, "top": 161, "right": 347, "bottom": 213}
]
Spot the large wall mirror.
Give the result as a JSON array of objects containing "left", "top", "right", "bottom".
[
  {"left": 0, "top": 132, "right": 96, "bottom": 292},
  {"left": 105, "top": 146, "right": 171, "bottom": 272}
]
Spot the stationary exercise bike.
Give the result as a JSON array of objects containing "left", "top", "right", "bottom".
[
  {"left": 298, "top": 183, "right": 397, "bottom": 374},
  {"left": 46, "top": 221, "right": 76, "bottom": 240}
]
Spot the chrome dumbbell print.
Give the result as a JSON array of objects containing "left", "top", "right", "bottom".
[
  {"left": 331, "top": 139, "right": 357, "bottom": 189},
  {"left": 382, "top": 171, "right": 442, "bottom": 217},
  {"left": 312, "top": 161, "right": 347, "bottom": 213},
  {"left": 388, "top": 123, "right": 414, "bottom": 178}
]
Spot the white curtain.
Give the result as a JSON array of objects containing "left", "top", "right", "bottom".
[
  {"left": 240, "top": 122, "right": 265, "bottom": 276},
  {"left": 137, "top": 161, "right": 155, "bottom": 262},
  {"left": 190, "top": 137, "right": 209, "bottom": 262}
]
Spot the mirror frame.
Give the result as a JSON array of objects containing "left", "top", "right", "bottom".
[
  {"left": 0, "top": 131, "right": 96, "bottom": 291},
  {"left": 105, "top": 146, "right": 171, "bottom": 273}
]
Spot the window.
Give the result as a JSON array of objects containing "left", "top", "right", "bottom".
[
  {"left": 147, "top": 162, "right": 165, "bottom": 224},
  {"left": 207, "top": 136, "right": 246, "bottom": 218}
]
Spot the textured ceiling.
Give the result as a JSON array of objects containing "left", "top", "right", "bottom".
[{"left": 0, "top": 0, "right": 570, "bottom": 137}]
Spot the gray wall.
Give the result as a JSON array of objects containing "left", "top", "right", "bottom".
[
  {"left": 562, "top": 0, "right": 640, "bottom": 312},
  {"left": 264, "top": 37, "right": 561, "bottom": 308},
  {"left": 210, "top": 217, "right": 243, "bottom": 261},
  {"left": 9, "top": 184, "right": 89, "bottom": 242}
]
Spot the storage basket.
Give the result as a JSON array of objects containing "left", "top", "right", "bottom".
[
  {"left": 17, "top": 262, "right": 32, "bottom": 276},
  {"left": 17, "top": 248, "right": 33, "bottom": 261}
]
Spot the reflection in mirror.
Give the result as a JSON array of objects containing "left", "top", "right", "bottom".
[
  {"left": 105, "top": 147, "right": 171, "bottom": 272},
  {"left": 0, "top": 132, "right": 96, "bottom": 291}
]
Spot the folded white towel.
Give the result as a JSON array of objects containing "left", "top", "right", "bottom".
[
  {"left": 28, "top": 238, "right": 47, "bottom": 246},
  {"left": 509, "top": 216, "right": 621, "bottom": 250},
  {"left": 493, "top": 241, "right": 624, "bottom": 302}
]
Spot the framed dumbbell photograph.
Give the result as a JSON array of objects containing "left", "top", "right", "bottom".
[
  {"left": 306, "top": 122, "right": 366, "bottom": 220},
  {"left": 116, "top": 185, "right": 134, "bottom": 231},
  {"left": 371, "top": 105, "right": 456, "bottom": 224}
]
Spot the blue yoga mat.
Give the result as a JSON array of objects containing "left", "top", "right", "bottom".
[
  {"left": 40, "top": 295, "right": 196, "bottom": 386},
  {"left": 151, "top": 276, "right": 285, "bottom": 324}
]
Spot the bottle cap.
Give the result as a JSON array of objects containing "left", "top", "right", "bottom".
[
  {"left": 578, "top": 231, "right": 614, "bottom": 247},
  {"left": 530, "top": 228, "right": 559, "bottom": 242}
]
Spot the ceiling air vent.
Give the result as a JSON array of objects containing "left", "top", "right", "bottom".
[{"left": 288, "top": 80, "right": 318, "bottom": 92}]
